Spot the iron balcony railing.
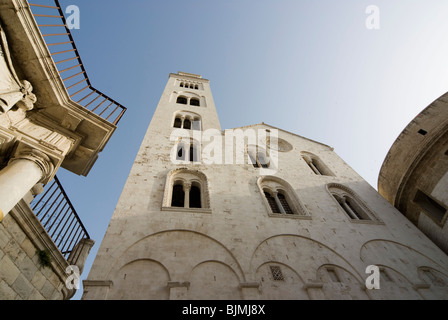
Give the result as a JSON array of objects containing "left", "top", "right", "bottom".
[
  {"left": 28, "top": 0, "right": 126, "bottom": 125},
  {"left": 30, "top": 176, "right": 90, "bottom": 260}
]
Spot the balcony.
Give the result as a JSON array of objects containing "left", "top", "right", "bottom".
[
  {"left": 30, "top": 176, "right": 89, "bottom": 261},
  {"left": 0, "top": 0, "right": 128, "bottom": 176},
  {"left": 0, "top": 0, "right": 121, "bottom": 299},
  {"left": 29, "top": 0, "right": 126, "bottom": 125}
]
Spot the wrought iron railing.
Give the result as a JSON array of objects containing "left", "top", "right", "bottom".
[
  {"left": 30, "top": 176, "right": 90, "bottom": 260},
  {"left": 28, "top": 0, "right": 126, "bottom": 125}
]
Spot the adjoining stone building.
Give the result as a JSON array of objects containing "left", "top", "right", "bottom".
[
  {"left": 83, "top": 72, "right": 448, "bottom": 300},
  {"left": 379, "top": 91, "right": 448, "bottom": 255},
  {"left": 0, "top": 0, "right": 125, "bottom": 300}
]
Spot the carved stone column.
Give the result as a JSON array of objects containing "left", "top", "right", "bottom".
[
  {"left": 272, "top": 190, "right": 286, "bottom": 214},
  {"left": 183, "top": 183, "right": 191, "bottom": 208},
  {"left": 0, "top": 148, "right": 53, "bottom": 221}
]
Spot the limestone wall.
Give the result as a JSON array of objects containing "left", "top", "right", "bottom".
[{"left": 0, "top": 199, "right": 75, "bottom": 300}]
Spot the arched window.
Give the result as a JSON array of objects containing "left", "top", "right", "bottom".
[
  {"left": 264, "top": 191, "right": 281, "bottom": 213},
  {"left": 177, "top": 96, "right": 188, "bottom": 105},
  {"left": 249, "top": 153, "right": 258, "bottom": 168},
  {"left": 257, "top": 152, "right": 269, "bottom": 168},
  {"left": 171, "top": 183, "right": 185, "bottom": 207},
  {"left": 327, "top": 184, "right": 379, "bottom": 222},
  {"left": 301, "top": 152, "right": 333, "bottom": 176},
  {"left": 248, "top": 145, "right": 270, "bottom": 168},
  {"left": 162, "top": 169, "right": 211, "bottom": 212},
  {"left": 174, "top": 117, "right": 182, "bottom": 128},
  {"left": 262, "top": 190, "right": 294, "bottom": 215},
  {"left": 172, "top": 112, "right": 202, "bottom": 131},
  {"left": 189, "top": 144, "right": 198, "bottom": 162},
  {"left": 176, "top": 144, "right": 185, "bottom": 161},
  {"left": 189, "top": 184, "right": 202, "bottom": 208},
  {"left": 277, "top": 192, "right": 293, "bottom": 214},
  {"left": 180, "top": 82, "right": 184, "bottom": 88},
  {"left": 333, "top": 194, "right": 368, "bottom": 220},
  {"left": 183, "top": 119, "right": 191, "bottom": 130},
  {"left": 190, "top": 98, "right": 200, "bottom": 106},
  {"left": 174, "top": 139, "right": 200, "bottom": 163},
  {"left": 258, "top": 176, "right": 309, "bottom": 217},
  {"left": 195, "top": 85, "right": 199, "bottom": 90}
]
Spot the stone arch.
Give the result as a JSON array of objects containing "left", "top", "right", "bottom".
[
  {"left": 255, "top": 261, "right": 309, "bottom": 300},
  {"left": 326, "top": 183, "right": 382, "bottom": 222},
  {"left": 171, "top": 90, "right": 206, "bottom": 108},
  {"left": 176, "top": 95, "right": 188, "bottom": 105},
  {"left": 172, "top": 110, "right": 202, "bottom": 130},
  {"left": 174, "top": 90, "right": 201, "bottom": 99},
  {"left": 301, "top": 151, "right": 334, "bottom": 176},
  {"left": 257, "top": 176, "right": 309, "bottom": 216},
  {"left": 316, "top": 264, "right": 369, "bottom": 300},
  {"left": 177, "top": 90, "right": 200, "bottom": 97},
  {"left": 189, "top": 97, "right": 200, "bottom": 106},
  {"left": 247, "top": 144, "right": 270, "bottom": 168},
  {"left": 418, "top": 266, "right": 448, "bottom": 286},
  {"left": 106, "top": 230, "right": 245, "bottom": 283},
  {"left": 250, "top": 235, "right": 363, "bottom": 285},
  {"left": 188, "top": 260, "right": 242, "bottom": 300},
  {"left": 360, "top": 239, "right": 448, "bottom": 277},
  {"left": 366, "top": 264, "right": 423, "bottom": 300},
  {"left": 162, "top": 168, "right": 210, "bottom": 208},
  {"left": 416, "top": 266, "right": 448, "bottom": 299},
  {"left": 170, "top": 133, "right": 201, "bottom": 164},
  {"left": 107, "top": 259, "right": 171, "bottom": 300}
]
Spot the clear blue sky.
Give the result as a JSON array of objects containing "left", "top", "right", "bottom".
[{"left": 50, "top": 0, "right": 448, "bottom": 299}]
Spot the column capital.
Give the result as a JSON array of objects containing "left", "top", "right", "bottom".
[
  {"left": 0, "top": 147, "right": 54, "bottom": 221},
  {"left": 9, "top": 148, "right": 54, "bottom": 182},
  {"left": 183, "top": 182, "right": 192, "bottom": 191}
]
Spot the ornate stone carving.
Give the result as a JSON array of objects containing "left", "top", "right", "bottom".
[
  {"left": 0, "top": 22, "right": 36, "bottom": 113},
  {"left": 162, "top": 168, "right": 211, "bottom": 209}
]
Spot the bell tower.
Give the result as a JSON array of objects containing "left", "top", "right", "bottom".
[
  {"left": 149, "top": 71, "right": 221, "bottom": 132},
  {"left": 82, "top": 72, "right": 226, "bottom": 299}
]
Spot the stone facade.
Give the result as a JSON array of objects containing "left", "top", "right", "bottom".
[
  {"left": 83, "top": 72, "right": 448, "bottom": 300},
  {"left": 0, "top": 197, "right": 77, "bottom": 300}
]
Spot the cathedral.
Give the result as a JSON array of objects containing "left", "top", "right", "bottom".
[
  {"left": 1, "top": 0, "right": 446, "bottom": 301},
  {"left": 82, "top": 71, "right": 448, "bottom": 300}
]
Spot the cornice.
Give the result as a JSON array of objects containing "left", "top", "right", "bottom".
[{"left": 170, "top": 72, "right": 210, "bottom": 83}]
